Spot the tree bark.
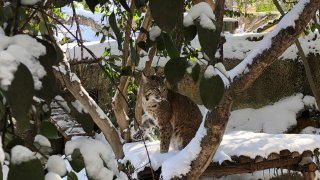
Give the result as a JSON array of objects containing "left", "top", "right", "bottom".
[
  {"left": 176, "top": 0, "right": 320, "bottom": 179},
  {"left": 53, "top": 58, "right": 124, "bottom": 159}
]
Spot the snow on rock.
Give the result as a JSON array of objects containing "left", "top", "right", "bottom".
[
  {"left": 226, "top": 93, "right": 305, "bottom": 133},
  {"left": 46, "top": 155, "right": 67, "bottom": 176},
  {"left": 65, "top": 137, "right": 119, "bottom": 180},
  {"left": 183, "top": 2, "right": 216, "bottom": 30},
  {"left": 11, "top": 145, "right": 35, "bottom": 164},
  {"left": 34, "top": 134, "right": 51, "bottom": 147},
  {"left": 228, "top": 0, "right": 312, "bottom": 80},
  {"left": 0, "top": 32, "right": 46, "bottom": 90},
  {"left": 21, "top": 0, "right": 42, "bottom": 5},
  {"left": 45, "top": 172, "right": 62, "bottom": 180},
  {"left": 149, "top": 26, "right": 161, "bottom": 41},
  {"left": 161, "top": 109, "right": 208, "bottom": 179}
]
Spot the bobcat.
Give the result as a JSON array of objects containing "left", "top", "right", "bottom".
[{"left": 135, "top": 74, "right": 202, "bottom": 153}]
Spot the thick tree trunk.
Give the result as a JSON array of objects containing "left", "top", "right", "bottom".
[
  {"left": 176, "top": 0, "right": 320, "bottom": 179},
  {"left": 53, "top": 59, "right": 124, "bottom": 159}
]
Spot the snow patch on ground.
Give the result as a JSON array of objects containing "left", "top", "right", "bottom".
[
  {"left": 226, "top": 94, "right": 306, "bottom": 133},
  {"left": 124, "top": 132, "right": 320, "bottom": 176}
]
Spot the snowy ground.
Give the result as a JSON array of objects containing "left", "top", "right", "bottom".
[{"left": 122, "top": 94, "right": 320, "bottom": 179}]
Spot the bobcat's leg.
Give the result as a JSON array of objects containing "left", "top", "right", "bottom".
[{"left": 159, "top": 120, "right": 173, "bottom": 153}]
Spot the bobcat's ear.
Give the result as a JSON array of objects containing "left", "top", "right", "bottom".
[{"left": 142, "top": 72, "right": 149, "bottom": 83}]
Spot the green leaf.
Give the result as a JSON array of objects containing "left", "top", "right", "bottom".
[
  {"left": 164, "top": 57, "right": 187, "bottom": 85},
  {"left": 118, "top": 0, "right": 131, "bottom": 13},
  {"left": 0, "top": 91, "right": 4, "bottom": 120},
  {"left": 4, "top": 137, "right": 25, "bottom": 152},
  {"left": 200, "top": 75, "right": 224, "bottom": 110},
  {"left": 134, "top": 0, "right": 148, "bottom": 9},
  {"left": 155, "top": 35, "right": 165, "bottom": 51},
  {"left": 40, "top": 121, "right": 59, "bottom": 139},
  {"left": 197, "top": 24, "right": 219, "bottom": 63},
  {"left": 120, "top": 66, "right": 132, "bottom": 76},
  {"left": 36, "top": 39, "right": 59, "bottom": 102},
  {"left": 109, "top": 12, "right": 123, "bottom": 50},
  {"left": 67, "top": 171, "right": 78, "bottom": 180},
  {"left": 7, "top": 64, "right": 34, "bottom": 131},
  {"left": 162, "top": 33, "right": 179, "bottom": 59},
  {"left": 74, "top": 113, "right": 94, "bottom": 134},
  {"left": 85, "top": 0, "right": 100, "bottom": 13},
  {"left": 149, "top": 0, "right": 183, "bottom": 32},
  {"left": 183, "top": 25, "right": 197, "bottom": 42},
  {"left": 137, "top": 41, "right": 149, "bottom": 52},
  {"left": 8, "top": 159, "right": 44, "bottom": 180},
  {"left": 69, "top": 149, "right": 85, "bottom": 172},
  {"left": 130, "top": 42, "right": 140, "bottom": 66},
  {"left": 191, "top": 63, "right": 201, "bottom": 82}
]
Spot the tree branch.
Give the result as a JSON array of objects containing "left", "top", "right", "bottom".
[{"left": 53, "top": 56, "right": 124, "bottom": 159}]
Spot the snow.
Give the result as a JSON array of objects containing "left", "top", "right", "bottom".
[
  {"left": 46, "top": 155, "right": 67, "bottom": 176},
  {"left": 124, "top": 132, "right": 320, "bottom": 177},
  {"left": 56, "top": 24, "right": 102, "bottom": 43},
  {"left": 228, "top": 0, "right": 311, "bottom": 80},
  {"left": 65, "top": 137, "right": 119, "bottom": 180},
  {"left": 186, "top": 61, "right": 197, "bottom": 74},
  {"left": 11, "top": 145, "right": 36, "bottom": 164},
  {"left": 54, "top": 96, "right": 71, "bottom": 113},
  {"left": 0, "top": 139, "right": 4, "bottom": 165},
  {"left": 123, "top": 94, "right": 320, "bottom": 178},
  {"left": 0, "top": 51, "right": 18, "bottom": 90},
  {"left": 0, "top": 32, "right": 47, "bottom": 90},
  {"left": 301, "top": 127, "right": 320, "bottom": 134},
  {"left": 204, "top": 65, "right": 217, "bottom": 78},
  {"left": 21, "top": 0, "right": 42, "bottom": 5},
  {"left": 149, "top": 26, "right": 161, "bottom": 41},
  {"left": 226, "top": 94, "right": 306, "bottom": 134},
  {"left": 71, "top": 100, "right": 87, "bottom": 113},
  {"left": 303, "top": 95, "right": 318, "bottom": 110},
  {"left": 61, "top": 3, "right": 106, "bottom": 25},
  {"left": 45, "top": 172, "right": 62, "bottom": 180},
  {"left": 34, "top": 134, "right": 51, "bottom": 147},
  {"left": 183, "top": 2, "right": 216, "bottom": 30},
  {"left": 215, "top": 62, "right": 229, "bottom": 78}
]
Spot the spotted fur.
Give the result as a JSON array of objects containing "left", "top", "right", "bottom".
[{"left": 139, "top": 74, "right": 202, "bottom": 153}]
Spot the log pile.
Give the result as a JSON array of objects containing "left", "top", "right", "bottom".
[{"left": 137, "top": 149, "right": 319, "bottom": 180}]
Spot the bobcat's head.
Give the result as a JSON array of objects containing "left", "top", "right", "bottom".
[{"left": 142, "top": 74, "right": 167, "bottom": 103}]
